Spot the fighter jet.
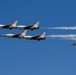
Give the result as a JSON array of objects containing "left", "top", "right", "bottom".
[
  {"left": 16, "top": 21, "right": 39, "bottom": 30},
  {"left": 23, "top": 32, "right": 46, "bottom": 41},
  {"left": 0, "top": 20, "right": 18, "bottom": 29},
  {"left": 1, "top": 30, "right": 27, "bottom": 39},
  {"left": 69, "top": 43, "right": 76, "bottom": 46}
]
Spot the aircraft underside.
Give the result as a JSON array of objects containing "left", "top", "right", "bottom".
[{"left": 3, "top": 26, "right": 9, "bottom": 28}]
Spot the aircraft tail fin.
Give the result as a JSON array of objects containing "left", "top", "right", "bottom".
[
  {"left": 11, "top": 20, "right": 18, "bottom": 27},
  {"left": 39, "top": 32, "right": 46, "bottom": 38},
  {"left": 21, "top": 30, "right": 27, "bottom": 36},
  {"left": 33, "top": 21, "right": 39, "bottom": 27}
]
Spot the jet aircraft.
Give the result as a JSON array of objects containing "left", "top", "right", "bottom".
[
  {"left": 23, "top": 32, "right": 46, "bottom": 41},
  {"left": 16, "top": 21, "right": 39, "bottom": 30},
  {"left": 1, "top": 30, "right": 27, "bottom": 39},
  {"left": 1, "top": 29, "right": 46, "bottom": 41},
  {"left": 69, "top": 43, "right": 76, "bottom": 46},
  {"left": 0, "top": 20, "right": 18, "bottom": 29}
]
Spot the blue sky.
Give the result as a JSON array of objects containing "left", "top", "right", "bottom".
[{"left": 0, "top": 0, "right": 76, "bottom": 75}]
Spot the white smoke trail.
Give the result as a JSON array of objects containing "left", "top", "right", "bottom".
[
  {"left": 46, "top": 34, "right": 76, "bottom": 40},
  {"left": 48, "top": 26, "right": 76, "bottom": 30}
]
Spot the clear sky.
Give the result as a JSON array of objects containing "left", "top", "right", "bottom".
[{"left": 0, "top": 0, "right": 76, "bottom": 75}]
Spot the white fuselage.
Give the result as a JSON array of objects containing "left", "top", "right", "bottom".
[
  {"left": 3, "top": 34, "right": 15, "bottom": 38},
  {"left": 23, "top": 36, "right": 33, "bottom": 40},
  {"left": 16, "top": 25, "right": 26, "bottom": 29}
]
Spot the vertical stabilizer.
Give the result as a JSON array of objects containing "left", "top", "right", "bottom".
[
  {"left": 40, "top": 32, "right": 46, "bottom": 38},
  {"left": 21, "top": 30, "right": 27, "bottom": 36},
  {"left": 33, "top": 21, "right": 39, "bottom": 27},
  {"left": 11, "top": 20, "right": 18, "bottom": 27}
]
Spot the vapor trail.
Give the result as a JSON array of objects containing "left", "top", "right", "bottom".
[
  {"left": 46, "top": 34, "right": 76, "bottom": 40},
  {"left": 47, "top": 26, "right": 76, "bottom": 30}
]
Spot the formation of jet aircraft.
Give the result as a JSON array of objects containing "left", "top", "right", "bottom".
[
  {"left": 0, "top": 21, "right": 39, "bottom": 30},
  {"left": 0, "top": 21, "right": 46, "bottom": 41}
]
